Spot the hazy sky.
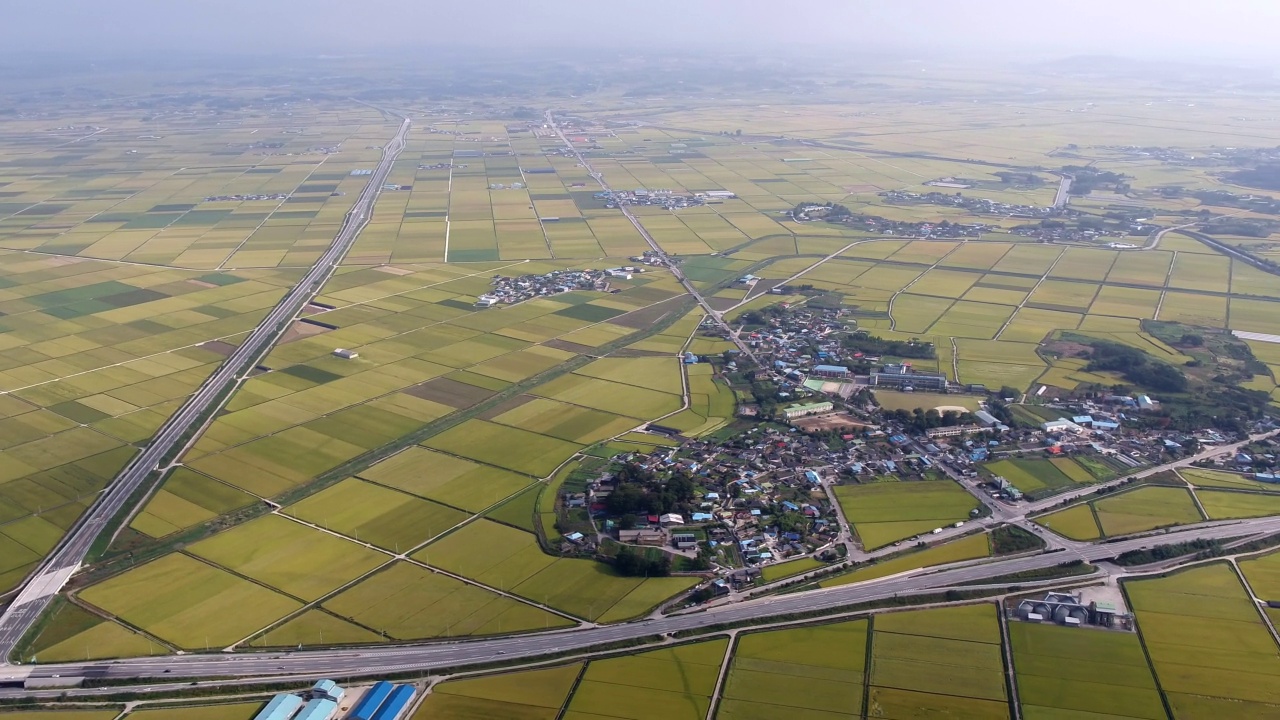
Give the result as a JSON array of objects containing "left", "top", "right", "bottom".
[{"left": 7, "top": 0, "right": 1280, "bottom": 62}]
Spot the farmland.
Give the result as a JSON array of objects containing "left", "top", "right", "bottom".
[
  {"left": 867, "top": 604, "right": 1010, "bottom": 719},
  {"left": 1035, "top": 485, "right": 1204, "bottom": 539},
  {"left": 1126, "top": 563, "right": 1280, "bottom": 716},
  {"left": 719, "top": 620, "right": 867, "bottom": 718},
  {"left": 563, "top": 639, "right": 727, "bottom": 720},
  {"left": 412, "top": 664, "right": 581, "bottom": 720},
  {"left": 983, "top": 457, "right": 1101, "bottom": 495},
  {"left": 9, "top": 55, "right": 1280, "bottom": 720},
  {"left": 821, "top": 533, "right": 991, "bottom": 588},
  {"left": 1010, "top": 622, "right": 1165, "bottom": 720},
  {"left": 415, "top": 519, "right": 696, "bottom": 622},
  {"left": 834, "top": 478, "right": 980, "bottom": 549}
]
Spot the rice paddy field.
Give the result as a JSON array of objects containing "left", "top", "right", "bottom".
[
  {"left": 1035, "top": 485, "right": 1205, "bottom": 539},
  {"left": 411, "top": 663, "right": 582, "bottom": 720},
  {"left": 719, "top": 620, "right": 868, "bottom": 718},
  {"left": 867, "top": 604, "right": 1010, "bottom": 719},
  {"left": 1126, "top": 563, "right": 1280, "bottom": 717},
  {"left": 1009, "top": 622, "right": 1165, "bottom": 720},
  {"left": 563, "top": 639, "right": 728, "bottom": 720},
  {"left": 9, "top": 69, "right": 1280, "bottom": 720},
  {"left": 834, "top": 478, "right": 981, "bottom": 550},
  {"left": 821, "top": 532, "right": 991, "bottom": 588},
  {"left": 982, "top": 457, "right": 1102, "bottom": 495}
]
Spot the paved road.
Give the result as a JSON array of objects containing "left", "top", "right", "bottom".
[
  {"left": 3, "top": 515, "right": 1276, "bottom": 693},
  {"left": 0, "top": 118, "right": 412, "bottom": 663},
  {"left": 1053, "top": 175, "right": 1072, "bottom": 209},
  {"left": 545, "top": 112, "right": 763, "bottom": 368}
]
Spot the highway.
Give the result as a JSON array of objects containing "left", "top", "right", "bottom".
[
  {"left": 4, "top": 514, "right": 1277, "bottom": 694},
  {"left": 0, "top": 117, "right": 412, "bottom": 663}
]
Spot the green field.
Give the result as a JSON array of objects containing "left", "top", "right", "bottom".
[
  {"left": 412, "top": 663, "right": 582, "bottom": 720},
  {"left": 868, "top": 605, "right": 1009, "bottom": 719},
  {"left": 1010, "top": 622, "right": 1165, "bottom": 720},
  {"left": 983, "top": 457, "right": 1095, "bottom": 495},
  {"left": 188, "top": 514, "right": 387, "bottom": 601},
  {"left": 320, "top": 561, "right": 573, "bottom": 640},
  {"left": 79, "top": 553, "right": 301, "bottom": 649},
  {"left": 1240, "top": 549, "right": 1280, "bottom": 602},
  {"left": 1181, "top": 467, "right": 1280, "bottom": 493},
  {"left": 564, "top": 639, "right": 727, "bottom": 720},
  {"left": 720, "top": 619, "right": 867, "bottom": 718},
  {"left": 1036, "top": 485, "right": 1203, "bottom": 539},
  {"left": 1126, "top": 563, "right": 1280, "bottom": 715},
  {"left": 285, "top": 477, "right": 469, "bottom": 551},
  {"left": 416, "top": 519, "right": 695, "bottom": 621},
  {"left": 423, "top": 420, "right": 582, "bottom": 478},
  {"left": 125, "top": 703, "right": 264, "bottom": 719},
  {"left": 834, "top": 479, "right": 980, "bottom": 550},
  {"left": 23, "top": 602, "right": 165, "bottom": 662},
  {"left": 822, "top": 533, "right": 990, "bottom": 588}
]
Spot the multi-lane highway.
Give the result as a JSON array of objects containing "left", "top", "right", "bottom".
[
  {"left": 0, "top": 117, "right": 411, "bottom": 662},
  {"left": 4, "top": 514, "right": 1277, "bottom": 695}
]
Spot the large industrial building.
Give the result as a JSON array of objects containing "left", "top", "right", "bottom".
[
  {"left": 870, "top": 363, "right": 948, "bottom": 391},
  {"left": 350, "top": 681, "right": 417, "bottom": 720},
  {"left": 252, "top": 679, "right": 415, "bottom": 720}
]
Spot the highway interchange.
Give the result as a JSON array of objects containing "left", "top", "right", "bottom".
[{"left": 1, "top": 114, "right": 1279, "bottom": 701}]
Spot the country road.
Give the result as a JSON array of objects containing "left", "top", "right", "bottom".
[
  {"left": 0, "top": 117, "right": 412, "bottom": 662},
  {"left": 545, "top": 112, "right": 764, "bottom": 369}
]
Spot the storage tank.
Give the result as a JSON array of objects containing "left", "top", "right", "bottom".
[
  {"left": 350, "top": 681, "right": 394, "bottom": 720},
  {"left": 253, "top": 694, "right": 303, "bottom": 720},
  {"left": 370, "top": 685, "right": 417, "bottom": 720}
]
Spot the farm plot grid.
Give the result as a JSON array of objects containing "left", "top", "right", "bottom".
[
  {"left": 0, "top": 252, "right": 305, "bottom": 593},
  {"left": 0, "top": 107, "right": 396, "bottom": 269}
]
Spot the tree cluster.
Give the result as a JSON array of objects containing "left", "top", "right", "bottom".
[
  {"left": 1083, "top": 341, "right": 1187, "bottom": 393},
  {"left": 841, "top": 331, "right": 935, "bottom": 360},
  {"left": 613, "top": 546, "right": 671, "bottom": 577},
  {"left": 605, "top": 464, "right": 697, "bottom": 516},
  {"left": 882, "top": 407, "right": 976, "bottom": 434}
]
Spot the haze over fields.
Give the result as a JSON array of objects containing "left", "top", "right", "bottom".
[{"left": 1, "top": 0, "right": 1280, "bottom": 62}]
